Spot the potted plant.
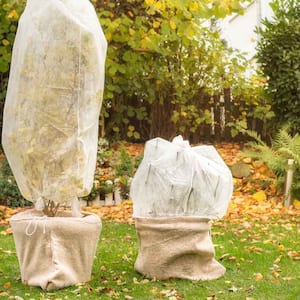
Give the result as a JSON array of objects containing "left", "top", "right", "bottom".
[
  {"left": 100, "top": 180, "right": 115, "bottom": 205},
  {"left": 130, "top": 136, "right": 233, "bottom": 281},
  {"left": 2, "top": 0, "right": 107, "bottom": 290},
  {"left": 80, "top": 179, "right": 101, "bottom": 207},
  {"left": 114, "top": 175, "right": 132, "bottom": 202}
]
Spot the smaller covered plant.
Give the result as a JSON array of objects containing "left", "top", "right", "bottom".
[{"left": 130, "top": 136, "right": 233, "bottom": 219}]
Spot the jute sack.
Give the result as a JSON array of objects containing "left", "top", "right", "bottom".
[
  {"left": 135, "top": 217, "right": 225, "bottom": 281},
  {"left": 10, "top": 209, "right": 101, "bottom": 291}
]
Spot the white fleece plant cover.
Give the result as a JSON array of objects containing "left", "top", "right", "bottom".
[
  {"left": 2, "top": 0, "right": 107, "bottom": 212},
  {"left": 131, "top": 136, "right": 233, "bottom": 219}
]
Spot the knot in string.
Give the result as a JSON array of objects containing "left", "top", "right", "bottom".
[
  {"left": 25, "top": 215, "right": 48, "bottom": 236},
  {"left": 172, "top": 135, "right": 190, "bottom": 150}
]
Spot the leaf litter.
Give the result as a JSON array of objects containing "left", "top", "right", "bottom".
[{"left": 0, "top": 142, "right": 299, "bottom": 298}]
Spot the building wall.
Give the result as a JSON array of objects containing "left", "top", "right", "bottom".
[{"left": 221, "top": 0, "right": 274, "bottom": 58}]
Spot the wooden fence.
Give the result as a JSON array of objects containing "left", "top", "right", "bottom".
[{"left": 105, "top": 88, "right": 266, "bottom": 144}]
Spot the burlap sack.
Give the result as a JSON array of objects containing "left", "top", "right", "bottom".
[
  {"left": 10, "top": 209, "right": 101, "bottom": 290},
  {"left": 135, "top": 217, "right": 225, "bottom": 281}
]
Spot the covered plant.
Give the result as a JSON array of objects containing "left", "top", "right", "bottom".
[
  {"left": 2, "top": 0, "right": 107, "bottom": 215},
  {"left": 131, "top": 136, "right": 233, "bottom": 219},
  {"left": 131, "top": 136, "right": 233, "bottom": 281},
  {"left": 3, "top": 0, "right": 107, "bottom": 291}
]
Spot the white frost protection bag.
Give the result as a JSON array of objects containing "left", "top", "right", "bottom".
[
  {"left": 131, "top": 136, "right": 233, "bottom": 219},
  {"left": 2, "top": 0, "right": 107, "bottom": 209}
]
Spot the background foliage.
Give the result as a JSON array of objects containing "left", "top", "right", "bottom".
[
  {"left": 0, "top": 0, "right": 25, "bottom": 144},
  {"left": 242, "top": 126, "right": 300, "bottom": 200},
  {"left": 94, "top": 0, "right": 270, "bottom": 142},
  {"left": 0, "top": 158, "right": 31, "bottom": 207},
  {"left": 0, "top": 0, "right": 272, "bottom": 144},
  {"left": 256, "top": 0, "right": 300, "bottom": 134},
  {"left": 4, "top": 1, "right": 300, "bottom": 143}
]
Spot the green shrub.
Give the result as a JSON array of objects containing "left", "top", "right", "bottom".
[
  {"left": 116, "top": 176, "right": 131, "bottom": 200},
  {"left": 0, "top": 0, "right": 271, "bottom": 143},
  {"left": 0, "top": 158, "right": 32, "bottom": 207},
  {"left": 256, "top": 0, "right": 300, "bottom": 133},
  {"left": 115, "top": 148, "right": 134, "bottom": 178},
  {"left": 94, "top": 0, "right": 263, "bottom": 141},
  {"left": 97, "top": 138, "right": 112, "bottom": 167},
  {"left": 114, "top": 148, "right": 135, "bottom": 200},
  {"left": 242, "top": 126, "right": 300, "bottom": 200},
  {"left": 0, "top": 0, "right": 26, "bottom": 144},
  {"left": 134, "top": 152, "right": 144, "bottom": 169},
  {"left": 81, "top": 181, "right": 100, "bottom": 204}
]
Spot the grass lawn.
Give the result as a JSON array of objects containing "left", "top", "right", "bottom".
[{"left": 0, "top": 214, "right": 299, "bottom": 300}]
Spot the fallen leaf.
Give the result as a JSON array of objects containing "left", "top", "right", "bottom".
[
  {"left": 219, "top": 253, "right": 230, "bottom": 261},
  {"left": 274, "top": 255, "right": 282, "bottom": 264},
  {"left": 248, "top": 246, "right": 263, "bottom": 253},
  {"left": 85, "top": 283, "right": 93, "bottom": 292},
  {"left": 207, "top": 295, "right": 217, "bottom": 300},
  {"left": 293, "top": 199, "right": 300, "bottom": 209},
  {"left": 100, "top": 265, "right": 106, "bottom": 271},
  {"left": 228, "top": 286, "right": 238, "bottom": 292},
  {"left": 287, "top": 250, "right": 300, "bottom": 260},
  {"left": 6, "top": 227, "right": 13, "bottom": 235},
  {"left": 282, "top": 277, "right": 294, "bottom": 281},
  {"left": 273, "top": 278, "right": 280, "bottom": 284},
  {"left": 158, "top": 288, "right": 178, "bottom": 297},
  {"left": 252, "top": 191, "right": 267, "bottom": 202},
  {"left": 255, "top": 273, "right": 263, "bottom": 281},
  {"left": 243, "top": 157, "right": 252, "bottom": 164}
]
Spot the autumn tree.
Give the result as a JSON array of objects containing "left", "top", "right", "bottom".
[
  {"left": 94, "top": 0, "right": 257, "bottom": 142},
  {"left": 0, "top": 0, "right": 269, "bottom": 143}
]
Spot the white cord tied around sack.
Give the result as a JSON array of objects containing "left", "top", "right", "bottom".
[{"left": 25, "top": 215, "right": 48, "bottom": 236}]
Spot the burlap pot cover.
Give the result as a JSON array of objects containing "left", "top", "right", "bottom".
[
  {"left": 135, "top": 217, "right": 225, "bottom": 281},
  {"left": 10, "top": 209, "right": 101, "bottom": 291}
]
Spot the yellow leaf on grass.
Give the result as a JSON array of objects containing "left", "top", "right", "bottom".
[
  {"left": 288, "top": 250, "right": 300, "bottom": 260},
  {"left": 255, "top": 273, "right": 263, "bottom": 281},
  {"left": 252, "top": 190, "right": 267, "bottom": 202}
]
